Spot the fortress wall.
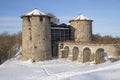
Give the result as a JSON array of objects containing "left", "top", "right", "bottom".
[{"left": 58, "top": 42, "right": 120, "bottom": 63}]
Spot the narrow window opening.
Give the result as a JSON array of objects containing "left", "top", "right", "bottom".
[
  {"left": 28, "top": 17, "right": 31, "bottom": 22},
  {"left": 28, "top": 28, "right": 31, "bottom": 30},
  {"left": 29, "top": 35, "right": 32, "bottom": 40},
  {"left": 40, "top": 17, "right": 43, "bottom": 22},
  {"left": 34, "top": 46, "right": 37, "bottom": 49}
]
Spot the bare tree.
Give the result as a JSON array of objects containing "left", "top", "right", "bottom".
[
  {"left": 47, "top": 13, "right": 60, "bottom": 24},
  {"left": 0, "top": 32, "right": 22, "bottom": 64}
]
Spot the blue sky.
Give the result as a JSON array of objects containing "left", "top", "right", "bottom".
[{"left": 0, "top": 0, "right": 120, "bottom": 37}]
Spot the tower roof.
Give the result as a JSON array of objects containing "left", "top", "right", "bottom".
[
  {"left": 70, "top": 14, "right": 92, "bottom": 21},
  {"left": 21, "top": 8, "right": 48, "bottom": 18}
]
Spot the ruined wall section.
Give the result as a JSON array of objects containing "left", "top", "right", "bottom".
[{"left": 58, "top": 42, "right": 120, "bottom": 64}]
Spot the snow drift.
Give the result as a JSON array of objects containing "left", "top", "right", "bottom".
[{"left": 0, "top": 56, "right": 120, "bottom": 80}]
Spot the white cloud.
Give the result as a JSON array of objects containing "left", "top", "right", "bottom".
[
  {"left": 0, "top": 17, "right": 22, "bottom": 27},
  {"left": 0, "top": 22, "right": 21, "bottom": 27},
  {"left": 0, "top": 17, "right": 21, "bottom": 21}
]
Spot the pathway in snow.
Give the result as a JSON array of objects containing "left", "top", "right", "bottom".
[
  {"left": 0, "top": 58, "right": 120, "bottom": 80},
  {"left": 40, "top": 60, "right": 120, "bottom": 80}
]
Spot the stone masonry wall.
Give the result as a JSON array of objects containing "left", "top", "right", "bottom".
[
  {"left": 70, "top": 20, "right": 92, "bottom": 42},
  {"left": 58, "top": 42, "right": 120, "bottom": 64},
  {"left": 22, "top": 16, "right": 52, "bottom": 61}
]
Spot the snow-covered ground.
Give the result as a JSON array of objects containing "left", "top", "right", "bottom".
[{"left": 0, "top": 57, "right": 120, "bottom": 80}]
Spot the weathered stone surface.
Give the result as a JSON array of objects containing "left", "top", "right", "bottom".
[
  {"left": 21, "top": 15, "right": 52, "bottom": 62},
  {"left": 58, "top": 42, "right": 120, "bottom": 64},
  {"left": 70, "top": 20, "right": 93, "bottom": 41}
]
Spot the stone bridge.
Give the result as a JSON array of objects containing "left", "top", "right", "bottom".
[{"left": 58, "top": 42, "right": 120, "bottom": 64}]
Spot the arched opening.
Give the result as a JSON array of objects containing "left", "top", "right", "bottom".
[
  {"left": 62, "top": 46, "right": 69, "bottom": 58},
  {"left": 95, "top": 48, "right": 105, "bottom": 64},
  {"left": 72, "top": 47, "right": 79, "bottom": 61},
  {"left": 83, "top": 47, "right": 91, "bottom": 63}
]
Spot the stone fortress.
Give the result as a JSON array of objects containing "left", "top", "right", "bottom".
[
  {"left": 21, "top": 9, "right": 52, "bottom": 61},
  {"left": 21, "top": 8, "right": 120, "bottom": 64}
]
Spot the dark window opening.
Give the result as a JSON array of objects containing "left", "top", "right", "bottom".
[
  {"left": 29, "top": 35, "right": 32, "bottom": 40},
  {"left": 28, "top": 17, "right": 31, "bottom": 22},
  {"left": 34, "top": 46, "right": 37, "bottom": 49},
  {"left": 40, "top": 17, "right": 43, "bottom": 21},
  {"left": 28, "top": 28, "right": 31, "bottom": 30}
]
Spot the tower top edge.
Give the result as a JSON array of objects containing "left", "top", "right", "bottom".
[
  {"left": 69, "top": 14, "right": 93, "bottom": 21},
  {"left": 21, "top": 8, "right": 50, "bottom": 18},
  {"left": 69, "top": 19, "right": 93, "bottom": 22}
]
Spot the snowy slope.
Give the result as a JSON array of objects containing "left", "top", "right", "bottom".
[{"left": 0, "top": 58, "right": 120, "bottom": 80}]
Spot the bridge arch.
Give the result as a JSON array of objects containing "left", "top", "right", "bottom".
[
  {"left": 72, "top": 47, "right": 79, "bottom": 61},
  {"left": 83, "top": 47, "right": 91, "bottom": 63}
]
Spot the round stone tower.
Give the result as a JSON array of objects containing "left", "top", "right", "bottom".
[
  {"left": 69, "top": 14, "right": 93, "bottom": 42},
  {"left": 21, "top": 8, "right": 52, "bottom": 61}
]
